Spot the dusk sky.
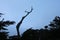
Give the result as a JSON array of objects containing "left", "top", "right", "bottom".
[{"left": 0, "top": 0, "right": 60, "bottom": 36}]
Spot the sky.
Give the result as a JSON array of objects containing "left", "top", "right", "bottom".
[{"left": 0, "top": 0, "right": 60, "bottom": 36}]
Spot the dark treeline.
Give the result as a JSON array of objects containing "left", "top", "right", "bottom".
[
  {"left": 21, "top": 16, "right": 60, "bottom": 40},
  {"left": 0, "top": 13, "right": 60, "bottom": 40}
]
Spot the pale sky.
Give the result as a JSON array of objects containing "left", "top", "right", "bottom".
[{"left": 0, "top": 0, "right": 60, "bottom": 36}]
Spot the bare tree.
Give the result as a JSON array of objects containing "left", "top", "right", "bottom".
[{"left": 16, "top": 7, "right": 33, "bottom": 38}]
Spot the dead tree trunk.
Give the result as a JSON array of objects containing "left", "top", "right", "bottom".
[{"left": 16, "top": 7, "right": 33, "bottom": 38}]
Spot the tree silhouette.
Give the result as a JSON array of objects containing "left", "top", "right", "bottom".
[
  {"left": 48, "top": 16, "right": 60, "bottom": 30},
  {"left": 1, "top": 9, "right": 60, "bottom": 40},
  {"left": 16, "top": 7, "right": 33, "bottom": 38},
  {"left": 0, "top": 13, "right": 15, "bottom": 40},
  {"left": 21, "top": 16, "right": 60, "bottom": 40},
  {"left": 21, "top": 28, "right": 40, "bottom": 40},
  {"left": 0, "top": 19, "right": 15, "bottom": 31}
]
